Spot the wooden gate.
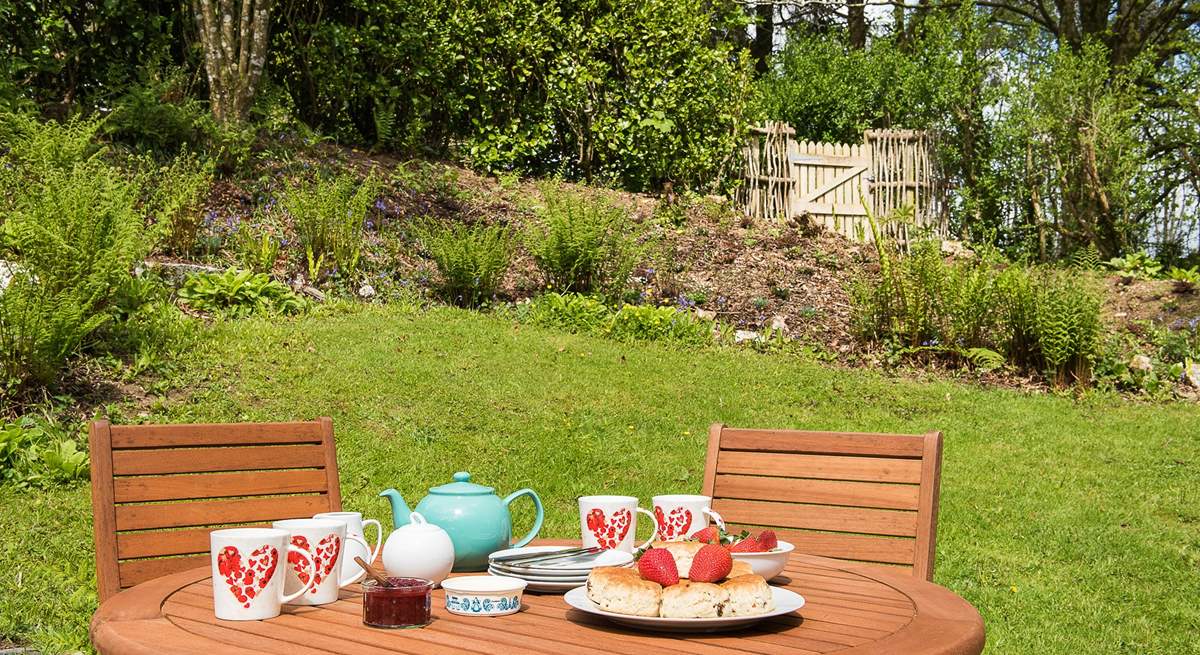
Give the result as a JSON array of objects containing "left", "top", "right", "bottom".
[
  {"left": 791, "top": 141, "right": 870, "bottom": 239},
  {"left": 738, "top": 124, "right": 947, "bottom": 242}
]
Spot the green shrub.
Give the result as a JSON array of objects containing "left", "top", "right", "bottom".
[
  {"left": 526, "top": 293, "right": 714, "bottom": 345},
  {"left": 393, "top": 161, "right": 469, "bottom": 200},
  {"left": 0, "top": 416, "right": 89, "bottom": 489},
  {"left": 527, "top": 293, "right": 611, "bottom": 333},
  {"left": 178, "top": 268, "right": 308, "bottom": 318},
  {"left": 283, "top": 172, "right": 382, "bottom": 281},
  {"left": 0, "top": 116, "right": 147, "bottom": 390},
  {"left": 1167, "top": 266, "right": 1199, "bottom": 292},
  {"left": 1151, "top": 318, "right": 1200, "bottom": 364},
  {"left": 525, "top": 186, "right": 645, "bottom": 300},
  {"left": 96, "top": 272, "right": 199, "bottom": 367},
  {"left": 272, "top": 0, "right": 752, "bottom": 191},
  {"left": 606, "top": 304, "right": 714, "bottom": 345},
  {"left": 104, "top": 71, "right": 211, "bottom": 155},
  {"left": 1105, "top": 251, "right": 1162, "bottom": 278},
  {"left": 418, "top": 222, "right": 513, "bottom": 307}
]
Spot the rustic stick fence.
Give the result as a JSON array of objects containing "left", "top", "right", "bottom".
[{"left": 737, "top": 123, "right": 947, "bottom": 242}]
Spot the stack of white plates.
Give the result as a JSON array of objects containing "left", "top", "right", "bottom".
[{"left": 487, "top": 546, "right": 633, "bottom": 593}]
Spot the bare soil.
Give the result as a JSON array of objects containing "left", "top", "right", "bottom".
[
  {"left": 131, "top": 144, "right": 1200, "bottom": 405},
  {"left": 1103, "top": 276, "right": 1200, "bottom": 331}
]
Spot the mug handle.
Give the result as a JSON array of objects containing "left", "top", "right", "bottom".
[
  {"left": 338, "top": 534, "right": 372, "bottom": 587},
  {"left": 281, "top": 544, "right": 318, "bottom": 604},
  {"left": 703, "top": 508, "right": 726, "bottom": 532},
  {"left": 634, "top": 507, "right": 660, "bottom": 551},
  {"left": 362, "top": 518, "right": 383, "bottom": 565},
  {"left": 502, "top": 488, "right": 544, "bottom": 548}
]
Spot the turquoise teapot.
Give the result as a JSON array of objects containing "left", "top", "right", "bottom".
[{"left": 379, "top": 472, "right": 544, "bottom": 571}]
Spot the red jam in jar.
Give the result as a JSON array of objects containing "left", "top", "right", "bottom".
[{"left": 362, "top": 577, "right": 433, "bottom": 629}]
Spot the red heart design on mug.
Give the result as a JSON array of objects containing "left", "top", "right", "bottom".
[
  {"left": 311, "top": 534, "right": 342, "bottom": 593},
  {"left": 217, "top": 545, "right": 278, "bottom": 608},
  {"left": 589, "top": 508, "right": 632, "bottom": 549},
  {"left": 655, "top": 507, "right": 693, "bottom": 539},
  {"left": 288, "top": 535, "right": 314, "bottom": 587}
]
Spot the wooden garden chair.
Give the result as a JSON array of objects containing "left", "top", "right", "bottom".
[
  {"left": 88, "top": 418, "right": 343, "bottom": 602},
  {"left": 703, "top": 423, "right": 943, "bottom": 580}
]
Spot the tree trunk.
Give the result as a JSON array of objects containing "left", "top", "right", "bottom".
[
  {"left": 193, "top": 0, "right": 272, "bottom": 124},
  {"left": 848, "top": 0, "right": 867, "bottom": 49},
  {"left": 751, "top": 2, "right": 774, "bottom": 74}
]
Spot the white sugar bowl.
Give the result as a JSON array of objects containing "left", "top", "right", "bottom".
[{"left": 381, "top": 512, "right": 456, "bottom": 585}]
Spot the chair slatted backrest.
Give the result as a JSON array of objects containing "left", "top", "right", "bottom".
[
  {"left": 702, "top": 424, "right": 943, "bottom": 580},
  {"left": 89, "top": 418, "right": 343, "bottom": 602}
]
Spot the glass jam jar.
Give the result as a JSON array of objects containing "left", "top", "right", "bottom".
[{"left": 361, "top": 577, "right": 433, "bottom": 629}]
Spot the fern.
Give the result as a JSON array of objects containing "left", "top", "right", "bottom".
[
  {"left": 418, "top": 221, "right": 513, "bottom": 307},
  {"left": 372, "top": 96, "right": 398, "bottom": 146},
  {"left": 1070, "top": 244, "right": 1101, "bottom": 270},
  {"left": 962, "top": 347, "right": 1005, "bottom": 372},
  {"left": 283, "top": 172, "right": 382, "bottom": 280},
  {"left": 0, "top": 123, "right": 147, "bottom": 390},
  {"left": 144, "top": 152, "right": 214, "bottom": 256},
  {"left": 1032, "top": 273, "right": 1102, "bottom": 385},
  {"left": 525, "top": 184, "right": 647, "bottom": 301}
]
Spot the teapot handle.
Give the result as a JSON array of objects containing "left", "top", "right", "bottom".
[{"left": 502, "top": 488, "right": 544, "bottom": 548}]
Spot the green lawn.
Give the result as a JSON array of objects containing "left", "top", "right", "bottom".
[{"left": 2, "top": 303, "right": 1199, "bottom": 653}]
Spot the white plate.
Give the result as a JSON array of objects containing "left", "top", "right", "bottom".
[
  {"left": 488, "top": 571, "right": 582, "bottom": 593},
  {"left": 489, "top": 562, "right": 593, "bottom": 578},
  {"left": 488, "top": 546, "right": 633, "bottom": 571},
  {"left": 487, "top": 566, "right": 588, "bottom": 583},
  {"left": 563, "top": 586, "right": 805, "bottom": 633},
  {"left": 489, "top": 561, "right": 632, "bottom": 578}
]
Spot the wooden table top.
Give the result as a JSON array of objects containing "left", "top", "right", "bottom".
[{"left": 91, "top": 545, "right": 984, "bottom": 655}]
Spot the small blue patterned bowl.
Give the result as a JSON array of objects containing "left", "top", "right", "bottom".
[{"left": 440, "top": 575, "right": 527, "bottom": 617}]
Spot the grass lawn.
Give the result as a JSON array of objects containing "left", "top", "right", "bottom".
[{"left": 2, "top": 303, "right": 1198, "bottom": 654}]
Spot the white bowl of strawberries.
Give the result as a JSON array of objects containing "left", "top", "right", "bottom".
[{"left": 691, "top": 527, "right": 793, "bottom": 582}]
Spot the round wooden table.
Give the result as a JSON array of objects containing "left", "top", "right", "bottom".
[{"left": 91, "top": 548, "right": 984, "bottom": 655}]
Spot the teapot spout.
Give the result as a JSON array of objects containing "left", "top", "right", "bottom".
[{"left": 378, "top": 488, "right": 413, "bottom": 529}]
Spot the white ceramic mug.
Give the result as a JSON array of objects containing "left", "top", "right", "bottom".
[
  {"left": 578, "top": 495, "right": 658, "bottom": 552},
  {"left": 313, "top": 511, "right": 383, "bottom": 581},
  {"left": 272, "top": 518, "right": 370, "bottom": 606},
  {"left": 211, "top": 528, "right": 316, "bottom": 621},
  {"left": 652, "top": 494, "right": 726, "bottom": 541}
]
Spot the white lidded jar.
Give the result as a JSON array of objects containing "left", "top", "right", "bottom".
[{"left": 381, "top": 512, "right": 456, "bottom": 585}]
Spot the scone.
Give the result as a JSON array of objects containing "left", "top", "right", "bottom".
[
  {"left": 720, "top": 574, "right": 775, "bottom": 616},
  {"left": 728, "top": 560, "right": 754, "bottom": 578},
  {"left": 659, "top": 581, "right": 729, "bottom": 618},
  {"left": 586, "top": 566, "right": 662, "bottom": 617},
  {"left": 650, "top": 540, "right": 704, "bottom": 576}
]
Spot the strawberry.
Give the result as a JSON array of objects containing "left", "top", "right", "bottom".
[
  {"left": 690, "top": 526, "right": 720, "bottom": 544},
  {"left": 688, "top": 544, "right": 733, "bottom": 582},
  {"left": 757, "top": 530, "right": 778, "bottom": 550},
  {"left": 729, "top": 535, "right": 768, "bottom": 553},
  {"left": 638, "top": 547, "right": 679, "bottom": 586}
]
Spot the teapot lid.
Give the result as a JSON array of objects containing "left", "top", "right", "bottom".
[{"left": 429, "top": 471, "right": 494, "bottom": 496}]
